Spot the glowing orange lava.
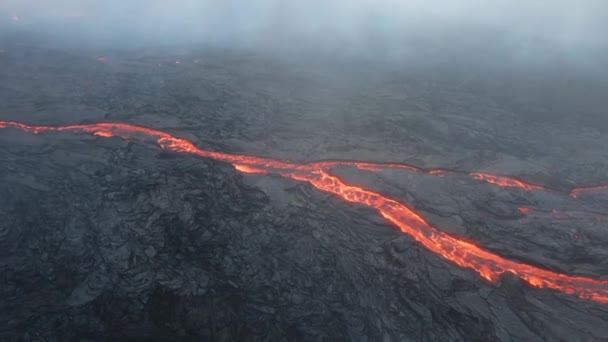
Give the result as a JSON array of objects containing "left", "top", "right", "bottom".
[
  {"left": 234, "top": 164, "right": 270, "bottom": 174},
  {"left": 571, "top": 186, "right": 608, "bottom": 199},
  {"left": 469, "top": 172, "right": 546, "bottom": 191},
  {"left": 518, "top": 207, "right": 533, "bottom": 215},
  {"left": 309, "top": 161, "right": 546, "bottom": 190},
  {"left": 1, "top": 120, "right": 608, "bottom": 304},
  {"left": 94, "top": 131, "right": 113, "bottom": 137}
]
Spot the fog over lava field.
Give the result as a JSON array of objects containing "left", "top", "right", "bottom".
[{"left": 1, "top": 1, "right": 608, "bottom": 341}]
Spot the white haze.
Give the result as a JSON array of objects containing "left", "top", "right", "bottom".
[{"left": 1, "top": 0, "right": 607, "bottom": 68}]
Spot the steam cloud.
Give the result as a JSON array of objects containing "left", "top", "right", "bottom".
[{"left": 1, "top": 1, "right": 607, "bottom": 67}]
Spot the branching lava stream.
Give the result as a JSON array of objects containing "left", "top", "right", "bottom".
[{"left": 2, "top": 120, "right": 608, "bottom": 304}]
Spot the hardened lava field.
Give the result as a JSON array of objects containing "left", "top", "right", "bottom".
[{"left": 1, "top": 43, "right": 608, "bottom": 341}]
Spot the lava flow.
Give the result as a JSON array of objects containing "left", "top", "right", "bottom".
[
  {"left": 2, "top": 120, "right": 608, "bottom": 304},
  {"left": 307, "top": 161, "right": 549, "bottom": 192},
  {"left": 468, "top": 172, "right": 547, "bottom": 191},
  {"left": 571, "top": 185, "right": 608, "bottom": 199}
]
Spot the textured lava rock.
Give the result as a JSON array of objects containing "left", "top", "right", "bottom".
[{"left": 1, "top": 43, "right": 608, "bottom": 341}]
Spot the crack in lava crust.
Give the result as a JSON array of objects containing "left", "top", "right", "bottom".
[{"left": 2, "top": 120, "right": 608, "bottom": 304}]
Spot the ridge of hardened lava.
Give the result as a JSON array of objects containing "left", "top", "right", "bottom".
[{"left": 1, "top": 120, "right": 608, "bottom": 304}]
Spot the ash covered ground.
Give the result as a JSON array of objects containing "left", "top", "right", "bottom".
[{"left": 1, "top": 40, "right": 608, "bottom": 341}]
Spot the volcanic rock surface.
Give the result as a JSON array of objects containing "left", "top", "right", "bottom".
[{"left": 1, "top": 43, "right": 608, "bottom": 341}]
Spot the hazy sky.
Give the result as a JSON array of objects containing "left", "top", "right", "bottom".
[{"left": 1, "top": 0, "right": 607, "bottom": 59}]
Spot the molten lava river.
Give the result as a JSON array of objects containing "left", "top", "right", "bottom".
[{"left": 1, "top": 120, "right": 608, "bottom": 304}]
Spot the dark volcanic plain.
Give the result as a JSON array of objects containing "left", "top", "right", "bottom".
[{"left": 1, "top": 41, "right": 608, "bottom": 341}]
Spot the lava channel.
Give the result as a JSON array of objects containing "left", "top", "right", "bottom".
[
  {"left": 2, "top": 120, "right": 608, "bottom": 304},
  {"left": 307, "top": 161, "right": 551, "bottom": 192}
]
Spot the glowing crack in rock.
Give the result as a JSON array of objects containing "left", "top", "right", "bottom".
[
  {"left": 469, "top": 172, "right": 547, "bottom": 191},
  {"left": 518, "top": 206, "right": 608, "bottom": 221},
  {"left": 571, "top": 185, "right": 608, "bottom": 199},
  {"left": 1, "top": 120, "right": 608, "bottom": 304},
  {"left": 518, "top": 207, "right": 534, "bottom": 215}
]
